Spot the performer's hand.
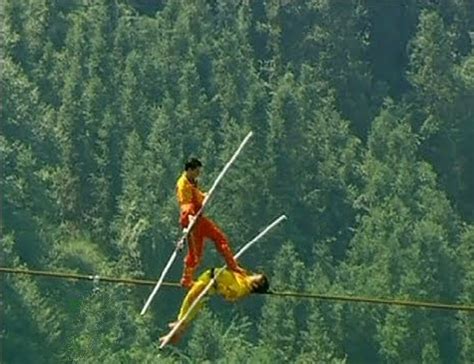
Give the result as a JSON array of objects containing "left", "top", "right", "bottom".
[
  {"left": 176, "top": 238, "right": 185, "bottom": 251},
  {"left": 181, "top": 215, "right": 194, "bottom": 235}
]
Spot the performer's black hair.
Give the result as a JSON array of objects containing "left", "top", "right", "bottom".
[
  {"left": 252, "top": 274, "right": 270, "bottom": 294},
  {"left": 185, "top": 158, "right": 202, "bottom": 170}
]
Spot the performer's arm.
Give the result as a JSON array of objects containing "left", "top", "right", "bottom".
[{"left": 177, "top": 183, "right": 197, "bottom": 226}]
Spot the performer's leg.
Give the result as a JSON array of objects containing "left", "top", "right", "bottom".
[
  {"left": 200, "top": 217, "right": 243, "bottom": 272},
  {"left": 181, "top": 222, "right": 205, "bottom": 288}
]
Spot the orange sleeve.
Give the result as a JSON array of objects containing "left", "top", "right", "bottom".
[{"left": 196, "top": 189, "right": 206, "bottom": 205}]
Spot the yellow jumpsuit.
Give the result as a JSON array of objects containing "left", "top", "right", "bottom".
[{"left": 177, "top": 268, "right": 254, "bottom": 323}]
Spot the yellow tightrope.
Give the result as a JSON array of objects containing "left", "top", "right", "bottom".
[
  {"left": 1, "top": 267, "right": 473, "bottom": 313},
  {"left": 0, "top": 267, "right": 180, "bottom": 288}
]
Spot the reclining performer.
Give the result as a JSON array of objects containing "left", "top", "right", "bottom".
[{"left": 160, "top": 266, "right": 269, "bottom": 345}]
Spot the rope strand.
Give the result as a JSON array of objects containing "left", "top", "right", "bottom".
[{"left": 1, "top": 267, "right": 473, "bottom": 313}]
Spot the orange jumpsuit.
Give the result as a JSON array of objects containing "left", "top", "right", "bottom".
[{"left": 176, "top": 172, "right": 240, "bottom": 287}]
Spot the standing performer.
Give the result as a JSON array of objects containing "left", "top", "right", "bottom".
[
  {"left": 176, "top": 158, "right": 244, "bottom": 288},
  {"left": 160, "top": 266, "right": 269, "bottom": 345}
]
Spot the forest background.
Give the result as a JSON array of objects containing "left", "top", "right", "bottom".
[{"left": 2, "top": 0, "right": 474, "bottom": 363}]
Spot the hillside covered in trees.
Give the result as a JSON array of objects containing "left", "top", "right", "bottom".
[{"left": 2, "top": 0, "right": 474, "bottom": 362}]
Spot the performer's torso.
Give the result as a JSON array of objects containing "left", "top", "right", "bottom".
[
  {"left": 198, "top": 269, "right": 252, "bottom": 301},
  {"left": 176, "top": 173, "right": 205, "bottom": 210}
]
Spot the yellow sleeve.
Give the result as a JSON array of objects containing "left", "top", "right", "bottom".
[
  {"left": 177, "top": 270, "right": 215, "bottom": 323},
  {"left": 176, "top": 177, "right": 193, "bottom": 207}
]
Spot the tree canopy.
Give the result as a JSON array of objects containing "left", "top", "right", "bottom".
[{"left": 2, "top": 1, "right": 473, "bottom": 362}]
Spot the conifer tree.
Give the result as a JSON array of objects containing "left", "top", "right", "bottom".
[
  {"left": 259, "top": 242, "right": 305, "bottom": 362},
  {"left": 339, "top": 102, "right": 461, "bottom": 362}
]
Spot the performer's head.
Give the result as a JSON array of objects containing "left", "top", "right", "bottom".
[
  {"left": 250, "top": 273, "right": 270, "bottom": 294},
  {"left": 185, "top": 158, "right": 202, "bottom": 179}
]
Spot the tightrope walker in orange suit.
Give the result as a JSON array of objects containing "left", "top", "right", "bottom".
[{"left": 176, "top": 169, "right": 243, "bottom": 288}]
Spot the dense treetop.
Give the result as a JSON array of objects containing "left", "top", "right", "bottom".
[{"left": 1, "top": 1, "right": 473, "bottom": 362}]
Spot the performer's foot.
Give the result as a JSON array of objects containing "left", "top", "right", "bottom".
[
  {"left": 230, "top": 264, "right": 245, "bottom": 275},
  {"left": 160, "top": 333, "right": 180, "bottom": 346},
  {"left": 160, "top": 322, "right": 185, "bottom": 346},
  {"left": 180, "top": 276, "right": 194, "bottom": 288}
]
